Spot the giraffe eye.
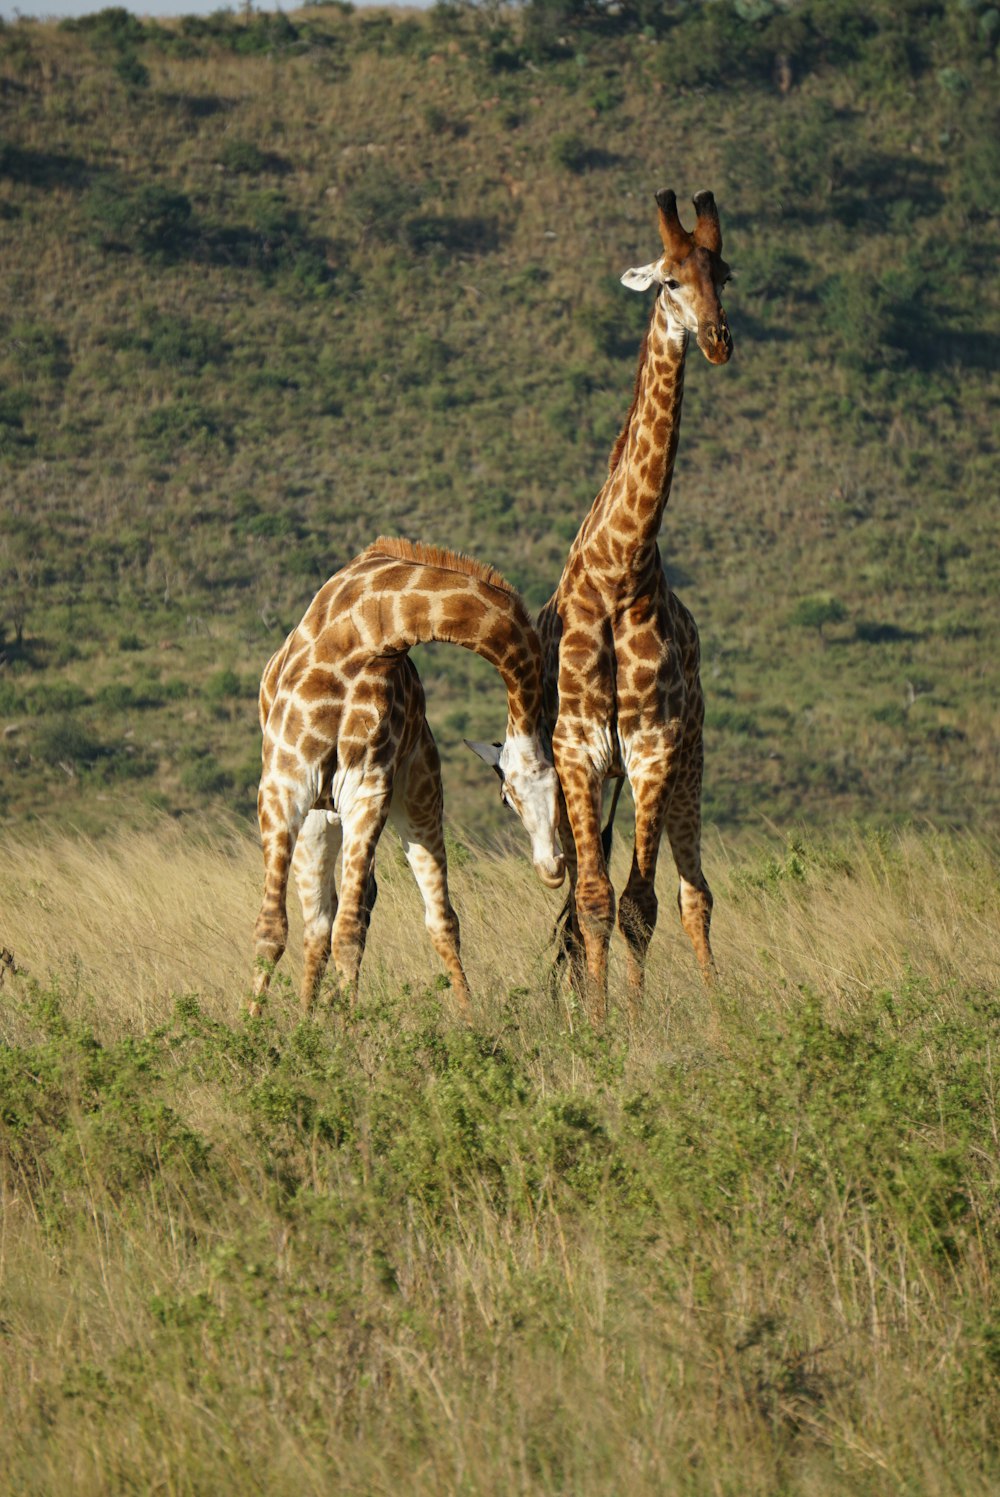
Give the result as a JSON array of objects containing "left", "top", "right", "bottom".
[{"left": 664, "top": 278, "right": 680, "bottom": 291}]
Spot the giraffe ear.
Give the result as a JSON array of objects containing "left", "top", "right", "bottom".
[
  {"left": 464, "top": 739, "right": 504, "bottom": 779},
  {"left": 620, "top": 262, "right": 662, "bottom": 292}
]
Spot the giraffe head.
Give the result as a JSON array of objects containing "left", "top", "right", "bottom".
[
  {"left": 466, "top": 735, "right": 566, "bottom": 889},
  {"left": 621, "top": 189, "right": 733, "bottom": 366}
]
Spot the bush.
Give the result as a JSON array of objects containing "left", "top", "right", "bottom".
[
  {"left": 0, "top": 388, "right": 33, "bottom": 452},
  {"left": 135, "top": 313, "right": 226, "bottom": 372},
  {"left": 87, "top": 180, "right": 194, "bottom": 259},
  {"left": 340, "top": 164, "right": 425, "bottom": 246},
  {"left": 217, "top": 139, "right": 273, "bottom": 175},
  {"left": 181, "top": 753, "right": 234, "bottom": 795},
  {"left": 64, "top": 6, "right": 146, "bottom": 49},
  {"left": 35, "top": 716, "right": 105, "bottom": 767},
  {"left": 550, "top": 131, "right": 590, "bottom": 174},
  {"left": 204, "top": 669, "right": 244, "bottom": 702},
  {"left": 137, "top": 398, "right": 229, "bottom": 455},
  {"left": 26, "top": 683, "right": 89, "bottom": 716},
  {"left": 114, "top": 51, "right": 150, "bottom": 92}
]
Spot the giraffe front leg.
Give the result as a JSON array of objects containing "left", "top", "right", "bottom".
[
  {"left": 292, "top": 809, "right": 342, "bottom": 1012},
  {"left": 555, "top": 753, "right": 614, "bottom": 1028},
  {"left": 551, "top": 793, "right": 585, "bottom": 992},
  {"left": 390, "top": 728, "right": 471, "bottom": 1019}
]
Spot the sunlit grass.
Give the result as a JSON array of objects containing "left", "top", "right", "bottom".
[{"left": 1, "top": 819, "right": 998, "bottom": 1493}]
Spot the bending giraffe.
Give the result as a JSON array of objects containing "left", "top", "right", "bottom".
[
  {"left": 251, "top": 537, "right": 565, "bottom": 1016},
  {"left": 537, "top": 187, "right": 733, "bottom": 1022}
]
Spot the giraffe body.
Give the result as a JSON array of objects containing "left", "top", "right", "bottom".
[
  {"left": 252, "top": 538, "right": 564, "bottom": 1015},
  {"left": 538, "top": 189, "right": 733, "bottom": 1020}
]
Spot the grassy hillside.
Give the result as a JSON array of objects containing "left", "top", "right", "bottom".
[
  {"left": 0, "top": 0, "right": 998, "bottom": 844},
  {"left": 1, "top": 819, "right": 998, "bottom": 1491}
]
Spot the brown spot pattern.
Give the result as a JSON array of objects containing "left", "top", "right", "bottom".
[
  {"left": 251, "top": 541, "right": 551, "bottom": 1016},
  {"left": 537, "top": 187, "right": 733, "bottom": 1020}
]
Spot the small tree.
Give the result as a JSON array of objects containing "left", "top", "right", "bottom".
[{"left": 789, "top": 595, "right": 847, "bottom": 644}]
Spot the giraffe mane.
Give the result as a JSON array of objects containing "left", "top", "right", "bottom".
[
  {"left": 607, "top": 310, "right": 654, "bottom": 477},
  {"left": 364, "top": 536, "right": 526, "bottom": 610}
]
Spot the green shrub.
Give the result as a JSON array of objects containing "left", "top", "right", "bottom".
[
  {"left": 230, "top": 12, "right": 302, "bottom": 57},
  {"left": 64, "top": 6, "right": 146, "bottom": 49},
  {"left": 114, "top": 50, "right": 150, "bottom": 92},
  {"left": 550, "top": 130, "right": 590, "bottom": 174},
  {"left": 217, "top": 139, "right": 273, "bottom": 175},
  {"left": 181, "top": 752, "right": 234, "bottom": 795},
  {"left": 86, "top": 180, "right": 194, "bottom": 259},
  {"left": 0, "top": 679, "right": 26, "bottom": 714},
  {"left": 34, "top": 716, "right": 105, "bottom": 767},
  {"left": 137, "top": 398, "right": 229, "bottom": 454},
  {"left": 145, "top": 313, "right": 226, "bottom": 371},
  {"left": 0, "top": 388, "right": 33, "bottom": 452},
  {"left": 9, "top": 321, "right": 71, "bottom": 381},
  {"left": 26, "top": 683, "right": 89, "bottom": 716},
  {"left": 340, "top": 164, "right": 425, "bottom": 246},
  {"left": 204, "top": 669, "right": 244, "bottom": 702}
]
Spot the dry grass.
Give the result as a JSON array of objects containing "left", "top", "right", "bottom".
[
  {"left": 1, "top": 819, "right": 997, "bottom": 1495},
  {"left": 1, "top": 815, "right": 994, "bottom": 1037}
]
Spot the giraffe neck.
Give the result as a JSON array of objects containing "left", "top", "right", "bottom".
[
  {"left": 352, "top": 548, "right": 544, "bottom": 740},
  {"left": 586, "top": 295, "right": 688, "bottom": 582}
]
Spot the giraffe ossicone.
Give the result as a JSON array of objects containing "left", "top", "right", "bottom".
[
  {"left": 537, "top": 186, "right": 734, "bottom": 1023},
  {"left": 250, "top": 537, "right": 563, "bottom": 1018}
]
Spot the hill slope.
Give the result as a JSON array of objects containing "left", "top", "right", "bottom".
[{"left": 1, "top": 0, "right": 997, "bottom": 840}]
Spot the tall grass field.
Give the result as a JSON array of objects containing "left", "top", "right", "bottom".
[{"left": 1, "top": 819, "right": 998, "bottom": 1493}]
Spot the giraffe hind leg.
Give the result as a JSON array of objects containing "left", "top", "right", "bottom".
[
  {"left": 665, "top": 802, "right": 715, "bottom": 984},
  {"left": 251, "top": 756, "right": 325, "bottom": 1013},
  {"left": 252, "top": 805, "right": 298, "bottom": 1013},
  {"left": 329, "top": 792, "right": 392, "bottom": 1004},
  {"left": 293, "top": 809, "right": 342, "bottom": 1011},
  {"left": 390, "top": 732, "right": 471, "bottom": 1019}
]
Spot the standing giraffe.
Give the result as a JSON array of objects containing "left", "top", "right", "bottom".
[
  {"left": 537, "top": 188, "right": 733, "bottom": 1022},
  {"left": 251, "top": 537, "right": 565, "bottom": 1016}
]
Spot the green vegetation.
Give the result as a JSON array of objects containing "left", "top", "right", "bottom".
[
  {"left": 0, "top": 0, "right": 997, "bottom": 843},
  {"left": 3, "top": 14, "right": 995, "bottom": 1484},
  {"left": 1, "top": 819, "right": 998, "bottom": 1491}
]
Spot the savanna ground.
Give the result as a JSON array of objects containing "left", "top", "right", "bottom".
[
  {"left": 2, "top": 1, "right": 999, "bottom": 1490},
  {"left": 1, "top": 819, "right": 998, "bottom": 1493}
]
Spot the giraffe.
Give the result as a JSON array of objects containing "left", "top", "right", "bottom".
[
  {"left": 537, "top": 187, "right": 733, "bottom": 1023},
  {"left": 251, "top": 536, "right": 565, "bottom": 1017}
]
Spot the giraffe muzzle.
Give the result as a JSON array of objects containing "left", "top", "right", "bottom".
[
  {"left": 534, "top": 853, "right": 567, "bottom": 889},
  {"left": 698, "top": 312, "right": 733, "bottom": 365}
]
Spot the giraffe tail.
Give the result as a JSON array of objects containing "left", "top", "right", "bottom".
[{"left": 600, "top": 775, "right": 625, "bottom": 865}]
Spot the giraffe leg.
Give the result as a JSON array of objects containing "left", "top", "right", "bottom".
[
  {"left": 390, "top": 727, "right": 471, "bottom": 1018},
  {"left": 664, "top": 792, "right": 715, "bottom": 984},
  {"left": 251, "top": 775, "right": 310, "bottom": 1014},
  {"left": 618, "top": 765, "right": 670, "bottom": 1015},
  {"left": 554, "top": 754, "right": 614, "bottom": 1027},
  {"left": 330, "top": 791, "right": 391, "bottom": 1003},
  {"left": 292, "top": 809, "right": 342, "bottom": 1012},
  {"left": 551, "top": 794, "right": 585, "bottom": 989}
]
